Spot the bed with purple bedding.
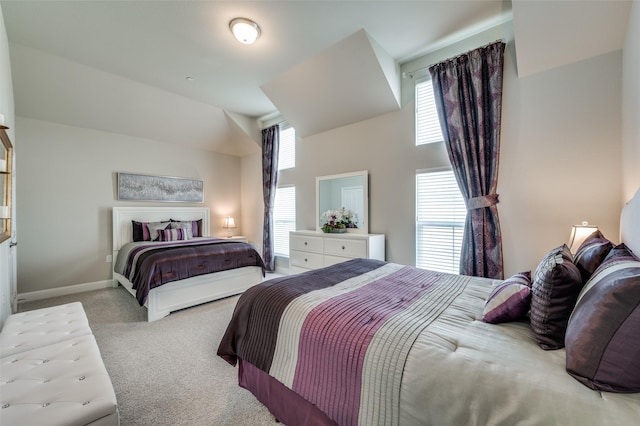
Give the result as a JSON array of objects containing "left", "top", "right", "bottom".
[
  {"left": 218, "top": 189, "right": 640, "bottom": 426},
  {"left": 115, "top": 238, "right": 265, "bottom": 305},
  {"left": 112, "top": 206, "right": 266, "bottom": 322}
]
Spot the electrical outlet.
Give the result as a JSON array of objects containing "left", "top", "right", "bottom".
[{"left": 106, "top": 254, "right": 113, "bottom": 263}]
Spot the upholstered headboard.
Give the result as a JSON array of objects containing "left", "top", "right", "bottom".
[
  {"left": 620, "top": 188, "right": 640, "bottom": 256},
  {"left": 112, "top": 206, "right": 210, "bottom": 253}
]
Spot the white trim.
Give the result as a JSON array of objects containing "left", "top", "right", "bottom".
[
  {"left": 416, "top": 166, "right": 452, "bottom": 175},
  {"left": 17, "top": 280, "right": 115, "bottom": 303},
  {"left": 258, "top": 112, "right": 285, "bottom": 129}
]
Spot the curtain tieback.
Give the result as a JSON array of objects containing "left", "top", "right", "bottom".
[{"left": 466, "top": 193, "right": 499, "bottom": 210}]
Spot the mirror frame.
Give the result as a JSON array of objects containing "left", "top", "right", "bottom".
[
  {"left": 316, "top": 170, "right": 369, "bottom": 234},
  {"left": 0, "top": 125, "right": 12, "bottom": 244}
]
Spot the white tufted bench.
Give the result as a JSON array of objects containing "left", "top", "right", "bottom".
[{"left": 0, "top": 302, "right": 119, "bottom": 425}]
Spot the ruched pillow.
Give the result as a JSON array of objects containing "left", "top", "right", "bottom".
[{"left": 530, "top": 245, "right": 582, "bottom": 350}]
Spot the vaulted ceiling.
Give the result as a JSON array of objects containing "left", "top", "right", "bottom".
[{"left": 1, "top": 1, "right": 632, "bottom": 155}]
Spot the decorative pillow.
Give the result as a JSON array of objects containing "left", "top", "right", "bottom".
[
  {"left": 565, "top": 244, "right": 640, "bottom": 392},
  {"left": 132, "top": 220, "right": 147, "bottom": 242},
  {"left": 573, "top": 230, "right": 613, "bottom": 283},
  {"left": 599, "top": 243, "right": 639, "bottom": 262},
  {"left": 146, "top": 221, "right": 171, "bottom": 241},
  {"left": 170, "top": 219, "right": 203, "bottom": 237},
  {"left": 132, "top": 220, "right": 170, "bottom": 241},
  {"left": 171, "top": 222, "right": 194, "bottom": 239},
  {"left": 530, "top": 244, "right": 583, "bottom": 350},
  {"left": 157, "top": 228, "right": 188, "bottom": 242},
  {"left": 482, "top": 271, "right": 532, "bottom": 324}
]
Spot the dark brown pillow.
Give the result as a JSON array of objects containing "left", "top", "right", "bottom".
[
  {"left": 530, "top": 245, "right": 582, "bottom": 350},
  {"left": 573, "top": 230, "right": 613, "bottom": 283},
  {"left": 565, "top": 244, "right": 640, "bottom": 392}
]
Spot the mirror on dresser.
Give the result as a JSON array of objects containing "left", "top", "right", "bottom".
[{"left": 316, "top": 170, "right": 368, "bottom": 234}]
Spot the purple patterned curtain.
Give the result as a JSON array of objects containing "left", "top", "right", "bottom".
[
  {"left": 428, "top": 41, "right": 505, "bottom": 279},
  {"left": 262, "top": 125, "right": 280, "bottom": 272}
]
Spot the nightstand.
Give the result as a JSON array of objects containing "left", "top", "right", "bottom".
[{"left": 224, "top": 235, "right": 248, "bottom": 243}]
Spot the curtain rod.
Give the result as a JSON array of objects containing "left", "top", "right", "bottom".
[{"left": 402, "top": 39, "right": 505, "bottom": 79}]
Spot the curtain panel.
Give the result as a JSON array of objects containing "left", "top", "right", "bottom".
[
  {"left": 429, "top": 41, "right": 505, "bottom": 279},
  {"left": 262, "top": 125, "right": 280, "bottom": 272}
]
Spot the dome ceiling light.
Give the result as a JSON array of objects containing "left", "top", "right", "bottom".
[{"left": 229, "top": 17, "right": 261, "bottom": 45}]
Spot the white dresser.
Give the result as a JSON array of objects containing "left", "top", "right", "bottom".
[{"left": 289, "top": 230, "right": 385, "bottom": 274}]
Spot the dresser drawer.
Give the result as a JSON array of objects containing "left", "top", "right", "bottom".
[
  {"left": 324, "top": 238, "right": 367, "bottom": 258},
  {"left": 290, "top": 234, "right": 324, "bottom": 253},
  {"left": 290, "top": 249, "right": 324, "bottom": 269}
]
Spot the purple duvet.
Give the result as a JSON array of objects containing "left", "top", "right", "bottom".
[{"left": 115, "top": 238, "right": 265, "bottom": 305}]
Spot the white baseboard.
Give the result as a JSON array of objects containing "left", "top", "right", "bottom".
[{"left": 17, "top": 279, "right": 116, "bottom": 303}]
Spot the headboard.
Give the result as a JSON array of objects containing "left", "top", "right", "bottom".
[
  {"left": 620, "top": 188, "right": 640, "bottom": 256},
  {"left": 112, "top": 206, "right": 211, "bottom": 253}
]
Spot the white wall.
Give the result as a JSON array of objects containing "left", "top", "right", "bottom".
[
  {"left": 499, "top": 47, "right": 622, "bottom": 274},
  {"left": 16, "top": 117, "right": 242, "bottom": 294},
  {"left": 0, "top": 3, "right": 16, "bottom": 327},
  {"left": 623, "top": 0, "right": 640, "bottom": 203},
  {"left": 241, "top": 151, "right": 263, "bottom": 253},
  {"left": 273, "top": 41, "right": 623, "bottom": 278}
]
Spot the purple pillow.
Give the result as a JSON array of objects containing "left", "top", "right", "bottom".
[
  {"left": 132, "top": 220, "right": 147, "bottom": 242},
  {"left": 157, "top": 228, "right": 188, "bottom": 242},
  {"left": 482, "top": 272, "right": 532, "bottom": 324},
  {"left": 530, "top": 245, "right": 582, "bottom": 350},
  {"left": 573, "top": 230, "right": 613, "bottom": 283},
  {"left": 565, "top": 244, "right": 640, "bottom": 392}
]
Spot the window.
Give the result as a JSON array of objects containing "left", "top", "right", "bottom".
[
  {"left": 278, "top": 123, "right": 295, "bottom": 170},
  {"left": 416, "top": 170, "right": 466, "bottom": 274},
  {"left": 415, "top": 79, "right": 444, "bottom": 146},
  {"left": 273, "top": 186, "right": 296, "bottom": 257}
]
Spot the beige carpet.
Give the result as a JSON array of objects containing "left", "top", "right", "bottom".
[{"left": 19, "top": 286, "right": 277, "bottom": 426}]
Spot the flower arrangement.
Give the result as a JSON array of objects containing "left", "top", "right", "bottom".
[{"left": 321, "top": 207, "right": 358, "bottom": 233}]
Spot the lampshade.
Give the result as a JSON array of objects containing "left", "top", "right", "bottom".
[
  {"left": 568, "top": 221, "right": 598, "bottom": 252},
  {"left": 229, "top": 18, "right": 261, "bottom": 44},
  {"left": 223, "top": 217, "right": 236, "bottom": 229},
  {"left": 0, "top": 206, "right": 9, "bottom": 219}
]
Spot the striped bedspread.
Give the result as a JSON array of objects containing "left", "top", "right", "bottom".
[
  {"left": 114, "top": 238, "right": 265, "bottom": 305},
  {"left": 218, "top": 258, "right": 472, "bottom": 425}
]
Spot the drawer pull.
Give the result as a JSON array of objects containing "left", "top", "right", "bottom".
[
  {"left": 304, "top": 241, "right": 308, "bottom": 246},
  {"left": 304, "top": 258, "right": 308, "bottom": 262},
  {"left": 342, "top": 246, "right": 346, "bottom": 250}
]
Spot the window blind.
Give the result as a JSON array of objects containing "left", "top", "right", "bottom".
[
  {"left": 416, "top": 170, "right": 466, "bottom": 274},
  {"left": 415, "top": 79, "right": 444, "bottom": 146},
  {"left": 273, "top": 186, "right": 296, "bottom": 257},
  {"left": 278, "top": 124, "right": 295, "bottom": 170}
]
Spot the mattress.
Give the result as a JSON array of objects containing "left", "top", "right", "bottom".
[{"left": 218, "top": 258, "right": 640, "bottom": 426}]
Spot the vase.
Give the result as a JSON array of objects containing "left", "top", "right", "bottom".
[{"left": 328, "top": 228, "right": 347, "bottom": 233}]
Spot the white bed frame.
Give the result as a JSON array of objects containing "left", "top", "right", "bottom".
[
  {"left": 621, "top": 188, "right": 640, "bottom": 255},
  {"left": 112, "top": 206, "right": 263, "bottom": 321}
]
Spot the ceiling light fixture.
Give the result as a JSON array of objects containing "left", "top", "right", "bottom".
[{"left": 229, "top": 17, "right": 261, "bottom": 45}]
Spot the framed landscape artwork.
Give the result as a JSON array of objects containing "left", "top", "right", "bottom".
[{"left": 117, "top": 172, "right": 204, "bottom": 203}]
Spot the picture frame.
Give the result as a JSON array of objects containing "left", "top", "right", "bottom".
[{"left": 117, "top": 172, "right": 204, "bottom": 203}]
